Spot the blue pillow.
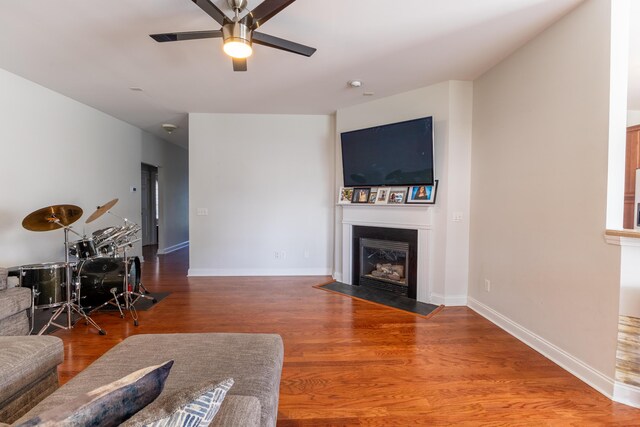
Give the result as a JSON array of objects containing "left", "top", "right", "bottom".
[{"left": 15, "top": 360, "right": 173, "bottom": 427}]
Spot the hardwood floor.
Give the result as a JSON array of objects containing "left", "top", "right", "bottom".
[{"left": 51, "top": 247, "right": 640, "bottom": 425}]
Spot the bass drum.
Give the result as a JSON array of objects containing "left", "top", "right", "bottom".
[{"left": 77, "top": 257, "right": 140, "bottom": 312}]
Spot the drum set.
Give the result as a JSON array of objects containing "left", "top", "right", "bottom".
[{"left": 12, "top": 199, "right": 155, "bottom": 335}]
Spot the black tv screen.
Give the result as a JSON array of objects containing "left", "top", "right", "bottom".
[{"left": 340, "top": 117, "right": 434, "bottom": 187}]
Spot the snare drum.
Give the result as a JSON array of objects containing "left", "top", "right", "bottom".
[
  {"left": 69, "top": 238, "right": 98, "bottom": 259},
  {"left": 77, "top": 257, "right": 140, "bottom": 311},
  {"left": 17, "top": 262, "right": 75, "bottom": 308}
]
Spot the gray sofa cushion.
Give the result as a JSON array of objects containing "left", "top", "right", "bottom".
[
  {"left": 211, "top": 395, "right": 261, "bottom": 427},
  {"left": 0, "top": 287, "right": 31, "bottom": 321},
  {"left": 0, "top": 268, "right": 7, "bottom": 291},
  {"left": 0, "top": 336, "right": 63, "bottom": 409},
  {"left": 17, "top": 333, "right": 284, "bottom": 427},
  {"left": 0, "top": 311, "right": 29, "bottom": 337}
]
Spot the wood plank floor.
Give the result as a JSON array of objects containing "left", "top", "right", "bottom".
[{"left": 51, "top": 247, "right": 640, "bottom": 425}]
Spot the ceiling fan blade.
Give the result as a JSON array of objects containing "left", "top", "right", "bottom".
[
  {"left": 244, "top": 0, "right": 297, "bottom": 29},
  {"left": 150, "top": 30, "right": 222, "bottom": 43},
  {"left": 253, "top": 32, "right": 316, "bottom": 57},
  {"left": 192, "top": 0, "right": 228, "bottom": 26},
  {"left": 233, "top": 58, "right": 248, "bottom": 72}
]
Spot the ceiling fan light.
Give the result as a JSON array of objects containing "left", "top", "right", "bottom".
[{"left": 223, "top": 39, "right": 253, "bottom": 58}]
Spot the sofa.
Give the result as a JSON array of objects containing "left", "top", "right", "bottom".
[
  {"left": 0, "top": 267, "right": 65, "bottom": 424},
  {"left": 11, "top": 333, "right": 284, "bottom": 426}
]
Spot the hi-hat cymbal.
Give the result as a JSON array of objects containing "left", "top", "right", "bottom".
[
  {"left": 86, "top": 198, "right": 119, "bottom": 224},
  {"left": 22, "top": 205, "right": 83, "bottom": 232}
]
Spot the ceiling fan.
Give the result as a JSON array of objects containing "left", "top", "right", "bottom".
[{"left": 150, "top": 0, "right": 316, "bottom": 71}]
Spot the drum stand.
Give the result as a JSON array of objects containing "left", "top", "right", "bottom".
[
  {"left": 94, "top": 214, "right": 155, "bottom": 327},
  {"left": 38, "top": 225, "right": 106, "bottom": 335}
]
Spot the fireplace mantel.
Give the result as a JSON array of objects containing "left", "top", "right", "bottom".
[{"left": 339, "top": 204, "right": 433, "bottom": 303}]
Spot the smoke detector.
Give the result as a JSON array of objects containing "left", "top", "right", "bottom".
[{"left": 162, "top": 123, "right": 178, "bottom": 134}]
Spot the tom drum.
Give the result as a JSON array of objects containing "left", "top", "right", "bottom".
[{"left": 17, "top": 262, "right": 75, "bottom": 308}]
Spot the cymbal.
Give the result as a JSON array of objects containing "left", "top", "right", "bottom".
[
  {"left": 22, "top": 205, "right": 83, "bottom": 232},
  {"left": 86, "top": 198, "right": 119, "bottom": 224}
]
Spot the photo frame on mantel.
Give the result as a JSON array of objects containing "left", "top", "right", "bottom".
[
  {"left": 406, "top": 181, "right": 438, "bottom": 204},
  {"left": 338, "top": 187, "right": 353, "bottom": 204},
  {"left": 375, "top": 188, "right": 390, "bottom": 204},
  {"left": 351, "top": 188, "right": 371, "bottom": 204},
  {"left": 388, "top": 188, "right": 407, "bottom": 204}
]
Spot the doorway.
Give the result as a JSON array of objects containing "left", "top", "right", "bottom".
[{"left": 141, "top": 163, "right": 159, "bottom": 246}]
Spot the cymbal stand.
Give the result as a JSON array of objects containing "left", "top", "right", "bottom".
[{"left": 38, "top": 224, "right": 106, "bottom": 335}]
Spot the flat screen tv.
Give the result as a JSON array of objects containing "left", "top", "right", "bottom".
[{"left": 340, "top": 117, "right": 434, "bottom": 187}]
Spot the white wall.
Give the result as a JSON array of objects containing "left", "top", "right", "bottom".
[
  {"left": 628, "top": 110, "right": 640, "bottom": 126},
  {"left": 469, "top": 0, "right": 620, "bottom": 394},
  {"left": 334, "top": 80, "right": 473, "bottom": 305},
  {"left": 0, "top": 67, "right": 188, "bottom": 267},
  {"left": 188, "top": 113, "right": 334, "bottom": 276},
  {"left": 141, "top": 133, "right": 189, "bottom": 253}
]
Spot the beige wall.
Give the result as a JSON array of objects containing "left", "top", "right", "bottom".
[
  {"left": 469, "top": 0, "right": 620, "bottom": 387},
  {"left": 188, "top": 113, "right": 334, "bottom": 276}
]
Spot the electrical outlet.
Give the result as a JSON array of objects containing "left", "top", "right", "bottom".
[
  {"left": 453, "top": 212, "right": 463, "bottom": 222},
  {"left": 484, "top": 279, "right": 491, "bottom": 292},
  {"left": 274, "top": 251, "right": 280, "bottom": 259},
  {"left": 196, "top": 208, "right": 209, "bottom": 216}
]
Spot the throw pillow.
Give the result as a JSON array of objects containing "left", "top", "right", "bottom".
[
  {"left": 140, "top": 378, "right": 234, "bottom": 427},
  {"left": 15, "top": 360, "right": 174, "bottom": 427}
]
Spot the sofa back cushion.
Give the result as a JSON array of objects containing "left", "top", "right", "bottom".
[{"left": 0, "top": 268, "right": 7, "bottom": 291}]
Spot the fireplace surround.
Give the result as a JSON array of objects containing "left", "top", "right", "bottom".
[{"left": 339, "top": 204, "right": 432, "bottom": 303}]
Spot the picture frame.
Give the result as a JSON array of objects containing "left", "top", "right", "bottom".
[
  {"left": 387, "top": 188, "right": 407, "bottom": 204},
  {"left": 351, "top": 187, "right": 371, "bottom": 204},
  {"left": 375, "top": 188, "right": 390, "bottom": 204},
  {"left": 338, "top": 187, "right": 353, "bottom": 204},
  {"left": 368, "top": 189, "right": 378, "bottom": 204},
  {"left": 406, "top": 181, "right": 438, "bottom": 204}
]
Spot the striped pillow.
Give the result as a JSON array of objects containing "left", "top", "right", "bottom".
[{"left": 144, "top": 378, "right": 233, "bottom": 427}]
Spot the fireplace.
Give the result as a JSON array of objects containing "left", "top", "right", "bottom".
[{"left": 352, "top": 226, "right": 417, "bottom": 299}]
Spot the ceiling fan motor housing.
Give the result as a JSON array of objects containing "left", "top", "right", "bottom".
[{"left": 222, "top": 22, "right": 252, "bottom": 45}]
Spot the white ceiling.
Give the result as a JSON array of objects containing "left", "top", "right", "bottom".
[{"left": 0, "top": 0, "right": 587, "bottom": 148}]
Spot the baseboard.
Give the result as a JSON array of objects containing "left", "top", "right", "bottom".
[
  {"left": 157, "top": 241, "right": 189, "bottom": 255},
  {"left": 614, "top": 381, "right": 640, "bottom": 408},
  {"left": 467, "top": 297, "right": 615, "bottom": 399},
  {"left": 188, "top": 267, "right": 333, "bottom": 277},
  {"left": 430, "top": 293, "right": 468, "bottom": 306}
]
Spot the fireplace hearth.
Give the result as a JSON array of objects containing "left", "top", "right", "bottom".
[{"left": 352, "top": 226, "right": 417, "bottom": 299}]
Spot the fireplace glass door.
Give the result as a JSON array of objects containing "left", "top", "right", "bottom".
[{"left": 359, "top": 238, "right": 409, "bottom": 295}]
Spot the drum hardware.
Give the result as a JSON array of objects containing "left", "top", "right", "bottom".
[
  {"left": 21, "top": 205, "right": 106, "bottom": 336},
  {"left": 29, "top": 288, "right": 36, "bottom": 335},
  {"left": 85, "top": 200, "right": 155, "bottom": 326}
]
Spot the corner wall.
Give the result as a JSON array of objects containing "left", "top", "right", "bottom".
[
  {"left": 188, "top": 113, "right": 334, "bottom": 276},
  {"left": 469, "top": 0, "right": 620, "bottom": 394},
  {"left": 334, "top": 81, "right": 473, "bottom": 305}
]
